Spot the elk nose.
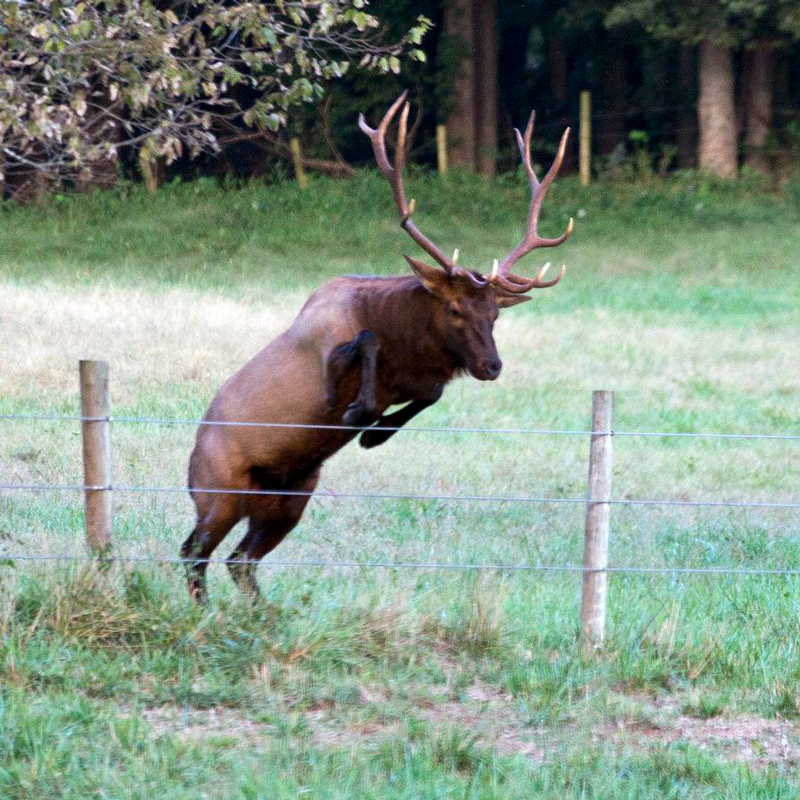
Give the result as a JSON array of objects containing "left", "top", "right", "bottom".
[{"left": 485, "top": 358, "right": 503, "bottom": 380}]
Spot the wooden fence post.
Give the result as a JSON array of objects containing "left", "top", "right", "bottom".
[
  {"left": 581, "top": 389, "right": 613, "bottom": 654},
  {"left": 139, "top": 152, "right": 159, "bottom": 193},
  {"left": 79, "top": 360, "right": 113, "bottom": 556},
  {"left": 289, "top": 137, "right": 309, "bottom": 189},
  {"left": 579, "top": 90, "right": 592, "bottom": 186},
  {"left": 436, "top": 124, "right": 448, "bottom": 175}
]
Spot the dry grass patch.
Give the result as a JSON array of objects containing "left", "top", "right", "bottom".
[{"left": 0, "top": 281, "right": 305, "bottom": 405}]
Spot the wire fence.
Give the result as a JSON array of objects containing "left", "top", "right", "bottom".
[
  {"left": 2, "top": 412, "right": 799, "bottom": 440},
  {"left": 3, "top": 553, "right": 800, "bottom": 577},
  {"left": 1, "top": 482, "right": 798, "bottom": 510},
  {"left": 2, "top": 411, "right": 798, "bottom": 511},
  {"left": 2, "top": 404, "right": 798, "bottom": 584}
]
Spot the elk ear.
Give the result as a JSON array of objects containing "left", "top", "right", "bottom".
[
  {"left": 494, "top": 293, "right": 532, "bottom": 309},
  {"left": 404, "top": 255, "right": 449, "bottom": 298}
]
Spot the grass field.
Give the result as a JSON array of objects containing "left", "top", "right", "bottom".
[{"left": 1, "top": 170, "right": 799, "bottom": 798}]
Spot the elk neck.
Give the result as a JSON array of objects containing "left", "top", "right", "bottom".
[{"left": 355, "top": 275, "right": 460, "bottom": 385}]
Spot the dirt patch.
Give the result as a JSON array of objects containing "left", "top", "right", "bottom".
[
  {"left": 127, "top": 705, "right": 275, "bottom": 747},
  {"left": 306, "top": 678, "right": 550, "bottom": 764},
  {"left": 416, "top": 679, "right": 533, "bottom": 756},
  {"left": 598, "top": 705, "right": 800, "bottom": 772},
  {"left": 633, "top": 714, "right": 800, "bottom": 769},
  {"left": 315, "top": 684, "right": 800, "bottom": 772},
  {"left": 122, "top": 690, "right": 800, "bottom": 775}
]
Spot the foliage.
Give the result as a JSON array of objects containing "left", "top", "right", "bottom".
[
  {"left": 283, "top": 0, "right": 461, "bottom": 170},
  {"left": 0, "top": 0, "right": 430, "bottom": 189},
  {"left": 606, "top": 0, "right": 800, "bottom": 45}
]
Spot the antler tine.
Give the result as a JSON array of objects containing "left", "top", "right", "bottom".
[
  {"left": 514, "top": 110, "right": 539, "bottom": 193},
  {"left": 490, "top": 113, "right": 574, "bottom": 293},
  {"left": 359, "top": 93, "right": 456, "bottom": 273},
  {"left": 395, "top": 101, "right": 409, "bottom": 203},
  {"left": 357, "top": 91, "right": 408, "bottom": 213},
  {"left": 492, "top": 263, "right": 567, "bottom": 294},
  {"left": 524, "top": 127, "right": 572, "bottom": 249}
]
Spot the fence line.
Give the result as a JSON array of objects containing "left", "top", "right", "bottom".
[
  {"left": 1, "top": 481, "right": 798, "bottom": 510},
  {"left": 3, "top": 368, "right": 800, "bottom": 654},
  {"left": 1, "top": 553, "right": 799, "bottom": 577},
  {"left": 2, "top": 412, "right": 798, "bottom": 441}
]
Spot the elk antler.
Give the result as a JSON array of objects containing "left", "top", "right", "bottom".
[
  {"left": 490, "top": 112, "right": 574, "bottom": 294},
  {"left": 359, "top": 93, "right": 487, "bottom": 287}
]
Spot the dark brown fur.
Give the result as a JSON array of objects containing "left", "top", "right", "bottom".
[{"left": 182, "top": 262, "right": 529, "bottom": 600}]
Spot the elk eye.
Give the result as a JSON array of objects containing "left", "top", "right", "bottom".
[{"left": 447, "top": 304, "right": 461, "bottom": 318}]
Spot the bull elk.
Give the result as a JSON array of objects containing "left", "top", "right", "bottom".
[{"left": 183, "top": 92, "right": 574, "bottom": 600}]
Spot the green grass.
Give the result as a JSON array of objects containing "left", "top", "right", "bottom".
[
  {"left": 2, "top": 686, "right": 793, "bottom": 799},
  {"left": 1, "top": 171, "right": 799, "bottom": 797}
]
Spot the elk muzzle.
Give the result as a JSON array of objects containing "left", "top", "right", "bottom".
[{"left": 472, "top": 356, "right": 503, "bottom": 381}]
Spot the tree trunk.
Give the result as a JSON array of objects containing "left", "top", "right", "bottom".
[
  {"left": 445, "top": 0, "right": 477, "bottom": 169},
  {"left": 7, "top": 167, "right": 50, "bottom": 204},
  {"left": 474, "top": 0, "right": 498, "bottom": 177},
  {"left": 698, "top": 41, "right": 738, "bottom": 179},
  {"left": 444, "top": 0, "right": 498, "bottom": 176},
  {"left": 743, "top": 41, "right": 773, "bottom": 174},
  {"left": 599, "top": 32, "right": 627, "bottom": 157},
  {"left": 546, "top": 34, "right": 569, "bottom": 114},
  {"left": 545, "top": 33, "right": 576, "bottom": 173},
  {"left": 772, "top": 50, "right": 789, "bottom": 110},
  {"left": 677, "top": 45, "right": 697, "bottom": 169},
  {"left": 3, "top": 140, "right": 51, "bottom": 203},
  {"left": 496, "top": 14, "right": 533, "bottom": 174}
]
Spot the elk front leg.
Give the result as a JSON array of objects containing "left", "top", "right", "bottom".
[
  {"left": 326, "top": 330, "right": 380, "bottom": 427},
  {"left": 359, "top": 385, "right": 444, "bottom": 449}
]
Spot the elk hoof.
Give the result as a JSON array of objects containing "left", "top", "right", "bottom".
[
  {"left": 188, "top": 581, "right": 208, "bottom": 604},
  {"left": 342, "top": 402, "right": 374, "bottom": 428}
]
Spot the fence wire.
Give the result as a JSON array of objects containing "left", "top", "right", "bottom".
[
  {"left": 1, "top": 553, "right": 799, "bottom": 577},
  {"left": 2, "top": 412, "right": 798, "bottom": 440},
  {"left": 1, "top": 410, "right": 798, "bottom": 578},
  {"left": 1, "top": 482, "right": 798, "bottom": 509}
]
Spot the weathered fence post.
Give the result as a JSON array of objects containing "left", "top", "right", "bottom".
[
  {"left": 581, "top": 389, "right": 613, "bottom": 654},
  {"left": 289, "top": 137, "right": 309, "bottom": 189},
  {"left": 79, "top": 360, "right": 113, "bottom": 556},
  {"left": 139, "top": 153, "right": 160, "bottom": 193},
  {"left": 436, "top": 124, "right": 448, "bottom": 175},
  {"left": 579, "top": 90, "right": 592, "bottom": 186}
]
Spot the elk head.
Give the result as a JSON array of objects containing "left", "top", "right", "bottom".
[{"left": 359, "top": 92, "right": 574, "bottom": 381}]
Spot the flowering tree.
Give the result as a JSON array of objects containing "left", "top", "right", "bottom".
[{"left": 0, "top": 1, "right": 430, "bottom": 197}]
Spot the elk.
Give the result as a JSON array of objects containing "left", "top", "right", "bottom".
[{"left": 182, "top": 92, "right": 574, "bottom": 600}]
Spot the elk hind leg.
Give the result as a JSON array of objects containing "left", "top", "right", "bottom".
[
  {"left": 227, "top": 470, "right": 319, "bottom": 597},
  {"left": 181, "top": 494, "right": 242, "bottom": 602}
]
